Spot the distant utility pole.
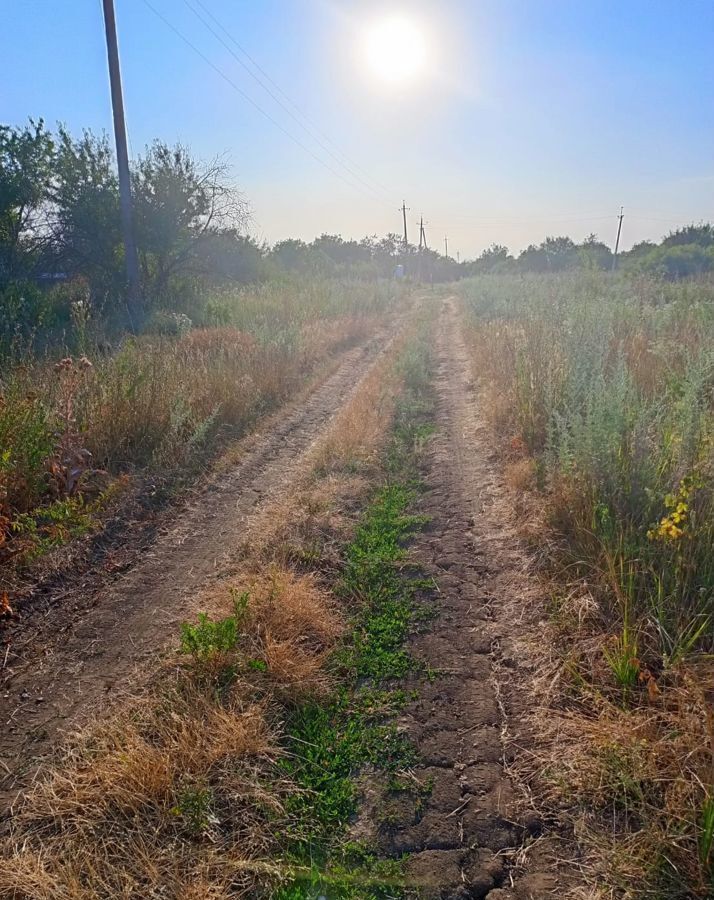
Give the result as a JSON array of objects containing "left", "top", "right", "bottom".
[
  {"left": 418, "top": 215, "right": 424, "bottom": 251},
  {"left": 612, "top": 206, "right": 624, "bottom": 271},
  {"left": 456, "top": 250, "right": 460, "bottom": 264},
  {"left": 444, "top": 235, "right": 449, "bottom": 258},
  {"left": 102, "top": 0, "right": 141, "bottom": 328},
  {"left": 400, "top": 201, "right": 410, "bottom": 248}
]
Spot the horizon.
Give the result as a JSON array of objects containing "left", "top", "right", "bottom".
[{"left": 3, "top": 0, "right": 713, "bottom": 257}]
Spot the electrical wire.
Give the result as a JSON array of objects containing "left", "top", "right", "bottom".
[
  {"left": 141, "top": 0, "right": 395, "bottom": 207},
  {"left": 184, "top": 0, "right": 393, "bottom": 200}
]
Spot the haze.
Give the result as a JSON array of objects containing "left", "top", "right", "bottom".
[{"left": 2, "top": 0, "right": 713, "bottom": 257}]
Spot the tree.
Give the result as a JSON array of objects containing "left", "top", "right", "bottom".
[
  {"left": 519, "top": 236, "right": 578, "bottom": 272},
  {"left": 132, "top": 142, "right": 248, "bottom": 302},
  {"left": 50, "top": 126, "right": 123, "bottom": 307},
  {"left": 194, "top": 229, "right": 264, "bottom": 284},
  {"left": 466, "top": 243, "right": 514, "bottom": 275},
  {"left": 270, "top": 238, "right": 328, "bottom": 274},
  {"left": 311, "top": 233, "right": 372, "bottom": 272},
  {"left": 627, "top": 243, "right": 714, "bottom": 278},
  {"left": 578, "top": 234, "right": 612, "bottom": 270},
  {"left": 0, "top": 119, "right": 54, "bottom": 287},
  {"left": 661, "top": 224, "right": 713, "bottom": 248}
]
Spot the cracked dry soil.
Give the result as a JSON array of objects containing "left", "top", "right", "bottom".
[{"left": 356, "top": 299, "right": 569, "bottom": 899}]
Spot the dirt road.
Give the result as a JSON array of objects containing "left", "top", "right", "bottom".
[
  {"left": 0, "top": 321, "right": 402, "bottom": 809},
  {"left": 1, "top": 298, "right": 570, "bottom": 896},
  {"left": 392, "top": 299, "right": 566, "bottom": 897}
]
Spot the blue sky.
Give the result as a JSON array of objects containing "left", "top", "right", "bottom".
[{"left": 2, "top": 0, "right": 713, "bottom": 257}]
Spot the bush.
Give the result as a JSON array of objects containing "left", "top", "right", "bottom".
[
  {"left": 460, "top": 272, "right": 714, "bottom": 659},
  {"left": 144, "top": 309, "right": 193, "bottom": 336}
]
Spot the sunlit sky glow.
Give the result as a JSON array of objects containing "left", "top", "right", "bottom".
[
  {"left": 2, "top": 0, "right": 712, "bottom": 258},
  {"left": 363, "top": 15, "right": 429, "bottom": 87}
]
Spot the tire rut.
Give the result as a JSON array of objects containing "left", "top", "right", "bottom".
[
  {"left": 388, "top": 299, "right": 567, "bottom": 898},
  {"left": 0, "top": 319, "right": 403, "bottom": 811}
]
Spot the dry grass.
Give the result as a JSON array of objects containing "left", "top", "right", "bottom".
[
  {"left": 311, "top": 343, "right": 402, "bottom": 474},
  {"left": 241, "top": 567, "right": 344, "bottom": 698},
  {"left": 504, "top": 457, "right": 537, "bottom": 493},
  {"left": 1, "top": 280, "right": 398, "bottom": 572},
  {"left": 459, "top": 277, "right": 714, "bottom": 898},
  {"left": 0, "top": 676, "right": 283, "bottom": 899},
  {"left": 0, "top": 568, "right": 342, "bottom": 899},
  {"left": 0, "top": 314, "right": 414, "bottom": 899},
  {"left": 244, "top": 330, "right": 407, "bottom": 566},
  {"left": 523, "top": 651, "right": 714, "bottom": 897}
]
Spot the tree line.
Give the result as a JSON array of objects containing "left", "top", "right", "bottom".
[
  {"left": 462, "top": 225, "right": 714, "bottom": 278},
  {"left": 2, "top": 118, "right": 711, "bottom": 340}
]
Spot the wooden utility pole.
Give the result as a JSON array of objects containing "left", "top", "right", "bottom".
[
  {"left": 400, "top": 201, "right": 410, "bottom": 248},
  {"left": 416, "top": 216, "right": 425, "bottom": 282},
  {"left": 444, "top": 235, "right": 449, "bottom": 258},
  {"left": 612, "top": 206, "right": 624, "bottom": 271},
  {"left": 102, "top": 0, "right": 142, "bottom": 328}
]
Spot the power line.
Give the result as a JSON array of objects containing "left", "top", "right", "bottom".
[
  {"left": 428, "top": 214, "right": 616, "bottom": 227},
  {"left": 141, "top": 0, "right": 392, "bottom": 206},
  {"left": 185, "top": 0, "right": 392, "bottom": 199}
]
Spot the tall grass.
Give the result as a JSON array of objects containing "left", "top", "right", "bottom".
[
  {"left": 460, "top": 272, "right": 714, "bottom": 896},
  {"left": 461, "top": 272, "right": 714, "bottom": 662},
  {"left": 0, "top": 278, "right": 402, "bottom": 566}
]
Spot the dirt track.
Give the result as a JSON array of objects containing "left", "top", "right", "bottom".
[
  {"left": 1, "top": 298, "right": 570, "bottom": 895},
  {"left": 0, "top": 321, "right": 401, "bottom": 810},
  {"left": 382, "top": 299, "right": 565, "bottom": 897}
]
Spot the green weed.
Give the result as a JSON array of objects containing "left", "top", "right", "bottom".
[
  {"left": 179, "top": 591, "right": 248, "bottom": 662},
  {"left": 170, "top": 784, "right": 218, "bottom": 836},
  {"left": 275, "top": 332, "right": 434, "bottom": 895}
]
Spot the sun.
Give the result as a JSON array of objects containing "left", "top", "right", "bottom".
[{"left": 363, "top": 15, "right": 429, "bottom": 87}]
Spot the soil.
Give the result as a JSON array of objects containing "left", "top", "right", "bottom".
[
  {"left": 0, "top": 322, "right": 399, "bottom": 813},
  {"left": 0, "top": 297, "right": 574, "bottom": 896},
  {"left": 354, "top": 298, "right": 571, "bottom": 898}
]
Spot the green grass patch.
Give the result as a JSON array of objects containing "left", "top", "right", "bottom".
[{"left": 274, "top": 333, "right": 435, "bottom": 898}]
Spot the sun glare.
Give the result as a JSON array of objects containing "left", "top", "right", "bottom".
[{"left": 363, "top": 15, "right": 428, "bottom": 87}]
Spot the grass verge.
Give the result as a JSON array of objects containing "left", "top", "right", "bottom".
[
  {"left": 458, "top": 273, "right": 714, "bottom": 899},
  {"left": 1, "top": 278, "right": 400, "bottom": 576},
  {"left": 0, "top": 311, "right": 436, "bottom": 899}
]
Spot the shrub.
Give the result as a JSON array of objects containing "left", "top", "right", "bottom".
[{"left": 144, "top": 309, "right": 192, "bottom": 336}]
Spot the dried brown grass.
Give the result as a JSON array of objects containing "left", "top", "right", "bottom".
[
  {"left": 311, "top": 348, "right": 401, "bottom": 474},
  {"left": 0, "top": 315, "right": 413, "bottom": 899},
  {"left": 245, "top": 330, "right": 405, "bottom": 564},
  {"left": 241, "top": 567, "right": 344, "bottom": 698},
  {"left": 460, "top": 306, "right": 714, "bottom": 898},
  {"left": 0, "top": 567, "right": 345, "bottom": 898},
  {"left": 0, "top": 677, "right": 283, "bottom": 899}
]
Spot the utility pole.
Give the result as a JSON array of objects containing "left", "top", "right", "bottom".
[
  {"left": 612, "top": 206, "right": 624, "bottom": 271},
  {"left": 102, "top": 0, "right": 141, "bottom": 328},
  {"left": 456, "top": 250, "right": 460, "bottom": 264},
  {"left": 444, "top": 235, "right": 449, "bottom": 258},
  {"left": 416, "top": 217, "right": 423, "bottom": 282},
  {"left": 400, "top": 201, "right": 410, "bottom": 249}
]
